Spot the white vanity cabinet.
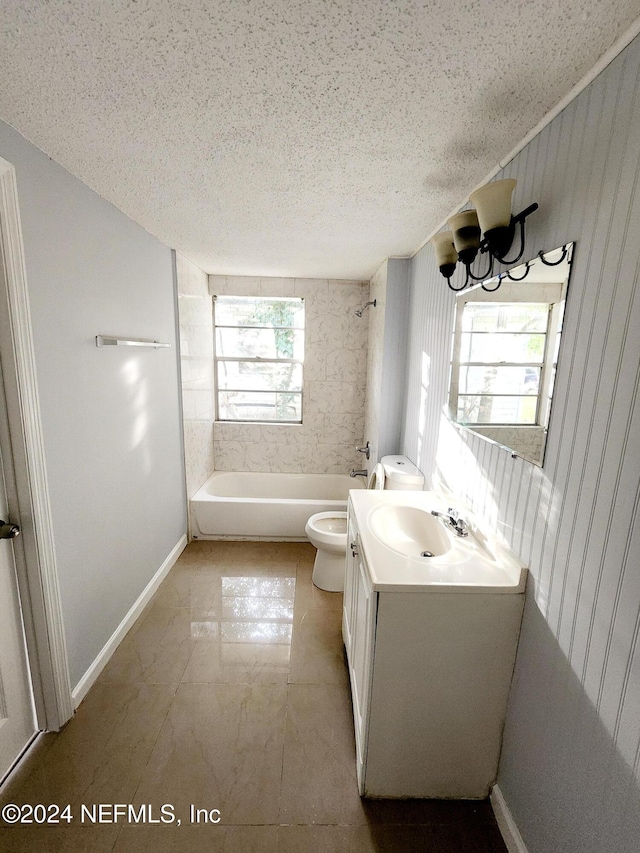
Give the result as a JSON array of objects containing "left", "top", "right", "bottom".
[
  {"left": 343, "top": 496, "right": 525, "bottom": 799},
  {"left": 343, "top": 515, "right": 377, "bottom": 785}
]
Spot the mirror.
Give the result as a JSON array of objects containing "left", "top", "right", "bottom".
[{"left": 447, "top": 243, "right": 574, "bottom": 466}]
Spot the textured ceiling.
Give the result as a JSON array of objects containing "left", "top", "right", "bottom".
[{"left": 1, "top": 1, "right": 640, "bottom": 279}]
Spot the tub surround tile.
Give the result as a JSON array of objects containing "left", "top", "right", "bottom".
[
  {"left": 258, "top": 420, "right": 324, "bottom": 446},
  {"left": 182, "top": 388, "right": 213, "bottom": 421},
  {"left": 176, "top": 253, "right": 209, "bottom": 297},
  {"left": 259, "top": 276, "right": 295, "bottom": 296},
  {"left": 322, "top": 412, "right": 365, "bottom": 445},
  {"left": 327, "top": 280, "right": 369, "bottom": 314},
  {"left": 300, "top": 448, "right": 339, "bottom": 474},
  {"left": 178, "top": 295, "right": 214, "bottom": 326},
  {"left": 341, "top": 380, "right": 366, "bottom": 414},
  {"left": 333, "top": 444, "right": 368, "bottom": 475},
  {"left": 209, "top": 276, "right": 261, "bottom": 296},
  {"left": 305, "top": 381, "right": 347, "bottom": 414},
  {"left": 214, "top": 422, "right": 262, "bottom": 443},
  {"left": 326, "top": 347, "right": 368, "bottom": 383},
  {"left": 212, "top": 440, "right": 249, "bottom": 471},
  {"left": 302, "top": 346, "right": 327, "bottom": 380},
  {"left": 198, "top": 275, "right": 369, "bottom": 478},
  {"left": 293, "top": 278, "right": 329, "bottom": 313},
  {"left": 207, "top": 274, "right": 227, "bottom": 294},
  {"left": 184, "top": 420, "right": 215, "bottom": 499},
  {"left": 177, "top": 256, "right": 215, "bottom": 497},
  {"left": 306, "top": 312, "right": 350, "bottom": 350},
  {"left": 179, "top": 323, "right": 213, "bottom": 360}
]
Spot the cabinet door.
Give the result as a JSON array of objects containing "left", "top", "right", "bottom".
[
  {"left": 350, "top": 549, "right": 376, "bottom": 790},
  {"left": 352, "top": 554, "right": 375, "bottom": 725},
  {"left": 342, "top": 512, "right": 359, "bottom": 658}
]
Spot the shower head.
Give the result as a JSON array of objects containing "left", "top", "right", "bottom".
[{"left": 355, "top": 299, "right": 377, "bottom": 317}]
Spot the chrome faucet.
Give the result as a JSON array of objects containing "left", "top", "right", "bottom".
[
  {"left": 356, "top": 441, "right": 371, "bottom": 460},
  {"left": 431, "top": 507, "right": 468, "bottom": 537},
  {"left": 350, "top": 469, "right": 368, "bottom": 478}
]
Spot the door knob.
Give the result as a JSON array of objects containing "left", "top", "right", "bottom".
[{"left": 0, "top": 519, "right": 20, "bottom": 539}]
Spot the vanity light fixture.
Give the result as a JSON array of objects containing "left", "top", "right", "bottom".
[{"left": 431, "top": 179, "right": 538, "bottom": 292}]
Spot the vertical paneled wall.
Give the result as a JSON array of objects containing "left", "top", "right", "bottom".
[{"left": 403, "top": 37, "right": 640, "bottom": 853}]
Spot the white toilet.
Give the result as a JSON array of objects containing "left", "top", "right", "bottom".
[{"left": 305, "top": 455, "right": 424, "bottom": 591}]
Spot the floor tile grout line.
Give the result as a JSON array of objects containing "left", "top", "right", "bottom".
[{"left": 111, "top": 681, "right": 181, "bottom": 846}]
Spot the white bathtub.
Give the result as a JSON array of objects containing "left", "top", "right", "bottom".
[{"left": 191, "top": 471, "right": 366, "bottom": 540}]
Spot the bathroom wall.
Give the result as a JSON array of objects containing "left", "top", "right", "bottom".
[
  {"left": 364, "top": 258, "right": 410, "bottom": 467},
  {"left": 175, "top": 252, "right": 215, "bottom": 498},
  {"left": 401, "top": 36, "right": 640, "bottom": 853},
  {"left": 364, "top": 261, "right": 387, "bottom": 467},
  {"left": 209, "top": 275, "right": 369, "bottom": 474},
  {"left": 0, "top": 120, "right": 186, "bottom": 690}
]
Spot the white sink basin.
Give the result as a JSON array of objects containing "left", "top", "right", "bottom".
[
  {"left": 369, "top": 504, "right": 452, "bottom": 558},
  {"left": 351, "top": 490, "right": 527, "bottom": 592}
]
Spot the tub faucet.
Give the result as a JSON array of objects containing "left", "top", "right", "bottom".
[
  {"left": 431, "top": 507, "right": 468, "bottom": 537},
  {"left": 350, "top": 469, "right": 368, "bottom": 478}
]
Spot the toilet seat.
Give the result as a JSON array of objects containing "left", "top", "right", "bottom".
[
  {"left": 305, "top": 511, "right": 349, "bottom": 591},
  {"left": 367, "top": 463, "right": 385, "bottom": 490},
  {"left": 305, "top": 511, "right": 347, "bottom": 551}
]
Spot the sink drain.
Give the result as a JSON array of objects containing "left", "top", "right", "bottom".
[{"left": 421, "top": 550, "right": 434, "bottom": 558}]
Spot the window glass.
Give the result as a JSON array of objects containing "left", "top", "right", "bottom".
[{"left": 214, "top": 296, "right": 304, "bottom": 423}]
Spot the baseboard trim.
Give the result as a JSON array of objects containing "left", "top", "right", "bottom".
[
  {"left": 491, "top": 784, "right": 529, "bottom": 853},
  {"left": 71, "top": 535, "right": 188, "bottom": 708}
]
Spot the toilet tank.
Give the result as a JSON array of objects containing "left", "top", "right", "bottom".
[{"left": 380, "top": 455, "right": 424, "bottom": 490}]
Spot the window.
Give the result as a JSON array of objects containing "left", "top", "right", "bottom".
[
  {"left": 450, "top": 292, "right": 564, "bottom": 428},
  {"left": 214, "top": 296, "right": 304, "bottom": 423}
]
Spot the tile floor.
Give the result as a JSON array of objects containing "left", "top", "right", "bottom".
[{"left": 0, "top": 541, "right": 508, "bottom": 852}]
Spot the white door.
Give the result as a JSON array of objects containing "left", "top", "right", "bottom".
[{"left": 0, "top": 396, "right": 36, "bottom": 782}]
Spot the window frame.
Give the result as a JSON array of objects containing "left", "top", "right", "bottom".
[{"left": 213, "top": 295, "right": 305, "bottom": 424}]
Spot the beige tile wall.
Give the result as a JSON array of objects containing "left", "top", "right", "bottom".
[
  {"left": 363, "top": 260, "right": 387, "bottom": 471},
  {"left": 210, "top": 275, "right": 369, "bottom": 474},
  {"left": 176, "top": 253, "right": 215, "bottom": 496}
]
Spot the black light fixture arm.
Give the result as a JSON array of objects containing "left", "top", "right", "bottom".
[
  {"left": 447, "top": 274, "right": 469, "bottom": 292},
  {"left": 538, "top": 244, "right": 570, "bottom": 266},
  {"left": 506, "top": 260, "right": 531, "bottom": 281},
  {"left": 481, "top": 274, "right": 503, "bottom": 293},
  {"left": 464, "top": 252, "right": 494, "bottom": 284}
]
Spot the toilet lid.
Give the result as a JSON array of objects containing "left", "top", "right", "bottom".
[{"left": 367, "top": 463, "right": 385, "bottom": 490}]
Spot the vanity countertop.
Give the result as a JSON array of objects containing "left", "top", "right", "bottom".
[{"left": 348, "top": 489, "right": 527, "bottom": 594}]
